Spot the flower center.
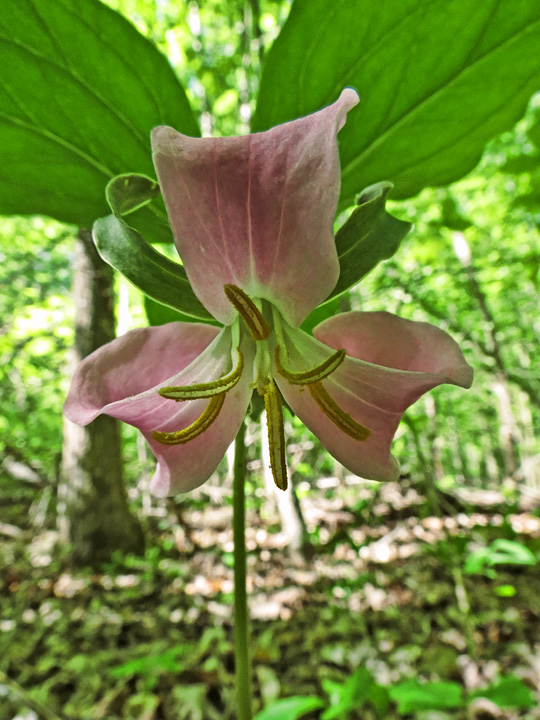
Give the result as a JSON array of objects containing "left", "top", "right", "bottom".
[{"left": 151, "top": 284, "right": 370, "bottom": 492}]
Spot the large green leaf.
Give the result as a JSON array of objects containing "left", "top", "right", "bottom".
[
  {"left": 253, "top": 0, "right": 540, "bottom": 207},
  {"left": 0, "top": 0, "right": 198, "bottom": 227}
]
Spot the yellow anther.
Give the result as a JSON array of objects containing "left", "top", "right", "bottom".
[
  {"left": 224, "top": 284, "right": 270, "bottom": 341},
  {"left": 159, "top": 349, "right": 244, "bottom": 401},
  {"left": 152, "top": 393, "right": 226, "bottom": 445},
  {"left": 262, "top": 380, "right": 288, "bottom": 491},
  {"left": 309, "top": 381, "right": 370, "bottom": 441},
  {"left": 275, "top": 346, "right": 346, "bottom": 385}
]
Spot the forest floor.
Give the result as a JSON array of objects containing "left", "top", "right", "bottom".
[{"left": 1, "top": 472, "right": 540, "bottom": 720}]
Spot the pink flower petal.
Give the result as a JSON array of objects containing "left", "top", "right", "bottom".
[
  {"left": 152, "top": 89, "right": 359, "bottom": 327},
  {"left": 275, "top": 313, "right": 473, "bottom": 482},
  {"left": 64, "top": 323, "right": 254, "bottom": 496},
  {"left": 314, "top": 311, "right": 474, "bottom": 388}
]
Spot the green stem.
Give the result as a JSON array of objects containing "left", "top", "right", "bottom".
[{"left": 233, "top": 420, "right": 253, "bottom": 719}]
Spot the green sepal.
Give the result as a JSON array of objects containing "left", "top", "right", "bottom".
[
  {"left": 106, "top": 173, "right": 161, "bottom": 218},
  {"left": 301, "top": 183, "right": 410, "bottom": 333},
  {"left": 144, "top": 296, "right": 219, "bottom": 327},
  {"left": 93, "top": 214, "right": 213, "bottom": 321},
  {"left": 329, "top": 182, "right": 412, "bottom": 300},
  {"left": 104, "top": 173, "right": 174, "bottom": 245},
  {"left": 301, "top": 296, "right": 342, "bottom": 335}
]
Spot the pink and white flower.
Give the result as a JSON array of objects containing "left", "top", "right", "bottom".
[{"left": 65, "top": 90, "right": 473, "bottom": 496}]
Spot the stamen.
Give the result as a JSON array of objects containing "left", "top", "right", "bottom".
[
  {"left": 152, "top": 394, "right": 225, "bottom": 445},
  {"left": 309, "top": 382, "right": 371, "bottom": 441},
  {"left": 159, "top": 348, "right": 244, "bottom": 401},
  {"left": 224, "top": 284, "right": 270, "bottom": 341},
  {"left": 263, "top": 380, "right": 288, "bottom": 491},
  {"left": 275, "top": 346, "right": 346, "bottom": 385}
]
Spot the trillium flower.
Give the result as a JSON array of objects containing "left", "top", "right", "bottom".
[{"left": 64, "top": 89, "right": 473, "bottom": 497}]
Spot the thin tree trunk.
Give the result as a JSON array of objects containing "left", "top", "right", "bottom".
[
  {"left": 452, "top": 232, "right": 521, "bottom": 478},
  {"left": 58, "top": 229, "right": 144, "bottom": 565}
]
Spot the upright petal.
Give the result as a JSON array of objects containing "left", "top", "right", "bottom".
[
  {"left": 152, "top": 89, "right": 359, "bottom": 327},
  {"left": 275, "top": 312, "right": 472, "bottom": 482},
  {"left": 64, "top": 323, "right": 254, "bottom": 496}
]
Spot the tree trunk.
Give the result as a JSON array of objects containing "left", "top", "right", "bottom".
[{"left": 58, "top": 229, "right": 145, "bottom": 565}]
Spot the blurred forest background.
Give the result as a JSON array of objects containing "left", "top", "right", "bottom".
[{"left": 1, "top": 0, "right": 540, "bottom": 719}]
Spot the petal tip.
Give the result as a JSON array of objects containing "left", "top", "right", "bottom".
[
  {"left": 149, "top": 464, "right": 171, "bottom": 498},
  {"left": 339, "top": 87, "right": 360, "bottom": 108},
  {"left": 151, "top": 125, "right": 181, "bottom": 154},
  {"left": 448, "top": 362, "right": 474, "bottom": 389},
  {"left": 335, "top": 88, "right": 359, "bottom": 131},
  {"left": 63, "top": 392, "right": 100, "bottom": 426}
]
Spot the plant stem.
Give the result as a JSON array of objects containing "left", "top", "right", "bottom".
[{"left": 233, "top": 420, "right": 253, "bottom": 720}]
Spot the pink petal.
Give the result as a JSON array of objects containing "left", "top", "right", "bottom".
[
  {"left": 314, "top": 311, "right": 474, "bottom": 388},
  {"left": 275, "top": 313, "right": 472, "bottom": 482},
  {"left": 64, "top": 323, "right": 253, "bottom": 496},
  {"left": 152, "top": 89, "right": 359, "bottom": 327}
]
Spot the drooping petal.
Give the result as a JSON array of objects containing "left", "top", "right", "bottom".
[
  {"left": 275, "top": 312, "right": 473, "bottom": 482},
  {"left": 64, "top": 323, "right": 254, "bottom": 496},
  {"left": 152, "top": 89, "right": 359, "bottom": 327},
  {"left": 314, "top": 311, "right": 474, "bottom": 388}
]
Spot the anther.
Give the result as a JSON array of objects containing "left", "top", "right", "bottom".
[
  {"left": 263, "top": 380, "right": 288, "bottom": 491},
  {"left": 224, "top": 284, "right": 270, "bottom": 341},
  {"left": 159, "top": 349, "right": 244, "bottom": 401},
  {"left": 152, "top": 394, "right": 226, "bottom": 445},
  {"left": 275, "top": 346, "right": 346, "bottom": 385},
  {"left": 309, "top": 382, "right": 370, "bottom": 441}
]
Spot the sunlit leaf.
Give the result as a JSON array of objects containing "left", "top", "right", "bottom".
[
  {"left": 321, "top": 667, "right": 372, "bottom": 719},
  {"left": 253, "top": 696, "right": 325, "bottom": 720},
  {"left": 464, "top": 538, "right": 537, "bottom": 576},
  {"left": 254, "top": 0, "right": 540, "bottom": 208},
  {"left": 389, "top": 680, "right": 465, "bottom": 713},
  {"left": 0, "top": 0, "right": 198, "bottom": 226},
  {"left": 470, "top": 676, "right": 536, "bottom": 709}
]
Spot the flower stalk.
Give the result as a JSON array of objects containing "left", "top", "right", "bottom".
[{"left": 233, "top": 420, "right": 253, "bottom": 719}]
